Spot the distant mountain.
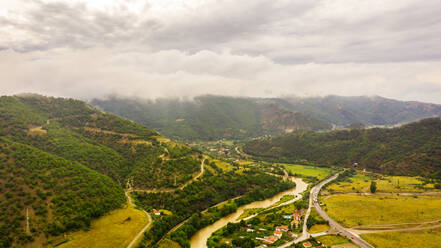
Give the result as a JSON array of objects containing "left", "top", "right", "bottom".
[
  {"left": 0, "top": 94, "right": 202, "bottom": 247},
  {"left": 279, "top": 95, "right": 441, "bottom": 126},
  {"left": 91, "top": 95, "right": 331, "bottom": 141},
  {"left": 244, "top": 117, "right": 441, "bottom": 177}
]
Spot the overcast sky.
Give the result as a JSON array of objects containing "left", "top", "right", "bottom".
[{"left": 1, "top": 0, "right": 441, "bottom": 103}]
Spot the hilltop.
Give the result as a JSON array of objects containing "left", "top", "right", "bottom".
[
  {"left": 92, "top": 95, "right": 441, "bottom": 141},
  {"left": 91, "top": 95, "right": 331, "bottom": 141}
]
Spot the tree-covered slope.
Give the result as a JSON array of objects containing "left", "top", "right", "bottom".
[
  {"left": 281, "top": 95, "right": 441, "bottom": 126},
  {"left": 91, "top": 95, "right": 330, "bottom": 141},
  {"left": 0, "top": 94, "right": 204, "bottom": 247},
  {"left": 0, "top": 137, "right": 126, "bottom": 248},
  {"left": 244, "top": 118, "right": 441, "bottom": 176}
]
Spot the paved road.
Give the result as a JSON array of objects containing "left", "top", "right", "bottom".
[{"left": 311, "top": 173, "right": 375, "bottom": 248}]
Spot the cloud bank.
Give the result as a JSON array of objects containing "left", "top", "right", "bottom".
[{"left": 1, "top": 0, "right": 441, "bottom": 103}]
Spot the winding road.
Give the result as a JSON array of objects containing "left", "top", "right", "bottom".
[{"left": 125, "top": 190, "right": 152, "bottom": 248}]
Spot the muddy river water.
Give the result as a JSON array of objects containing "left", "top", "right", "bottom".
[{"left": 190, "top": 177, "right": 308, "bottom": 248}]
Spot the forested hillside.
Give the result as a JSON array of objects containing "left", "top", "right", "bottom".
[
  {"left": 91, "top": 95, "right": 330, "bottom": 141},
  {"left": 0, "top": 94, "right": 203, "bottom": 247},
  {"left": 244, "top": 118, "right": 441, "bottom": 177},
  {"left": 280, "top": 95, "right": 441, "bottom": 126}
]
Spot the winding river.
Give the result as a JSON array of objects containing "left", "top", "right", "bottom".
[{"left": 190, "top": 177, "right": 308, "bottom": 248}]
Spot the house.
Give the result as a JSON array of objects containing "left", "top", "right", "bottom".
[
  {"left": 273, "top": 230, "right": 283, "bottom": 238},
  {"left": 275, "top": 225, "right": 289, "bottom": 232},
  {"left": 263, "top": 235, "right": 278, "bottom": 245},
  {"left": 303, "top": 242, "right": 312, "bottom": 248},
  {"left": 292, "top": 209, "right": 302, "bottom": 228},
  {"left": 152, "top": 209, "right": 161, "bottom": 216}
]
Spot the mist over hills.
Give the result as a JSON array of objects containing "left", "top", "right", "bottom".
[{"left": 92, "top": 95, "right": 441, "bottom": 141}]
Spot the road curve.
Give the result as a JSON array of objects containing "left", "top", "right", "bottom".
[
  {"left": 125, "top": 191, "right": 152, "bottom": 248},
  {"left": 311, "top": 173, "right": 375, "bottom": 248}
]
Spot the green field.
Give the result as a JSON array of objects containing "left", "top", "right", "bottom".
[
  {"left": 282, "top": 164, "right": 333, "bottom": 181},
  {"left": 361, "top": 229, "right": 441, "bottom": 248},
  {"left": 59, "top": 206, "right": 149, "bottom": 248},
  {"left": 323, "top": 194, "right": 441, "bottom": 227},
  {"left": 316, "top": 235, "right": 351, "bottom": 246},
  {"left": 327, "top": 172, "right": 435, "bottom": 193}
]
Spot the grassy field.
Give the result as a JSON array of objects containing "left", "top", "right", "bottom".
[
  {"left": 59, "top": 206, "right": 149, "bottom": 248},
  {"left": 361, "top": 229, "right": 441, "bottom": 248},
  {"left": 157, "top": 238, "right": 182, "bottom": 248},
  {"left": 327, "top": 172, "right": 435, "bottom": 193},
  {"left": 316, "top": 235, "right": 351, "bottom": 246},
  {"left": 282, "top": 164, "right": 333, "bottom": 181},
  {"left": 323, "top": 194, "right": 441, "bottom": 227},
  {"left": 309, "top": 208, "right": 330, "bottom": 233}
]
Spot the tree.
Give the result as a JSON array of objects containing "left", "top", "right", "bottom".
[{"left": 370, "top": 181, "right": 377, "bottom": 193}]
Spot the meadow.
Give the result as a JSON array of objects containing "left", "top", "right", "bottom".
[
  {"left": 282, "top": 163, "right": 334, "bottom": 181},
  {"left": 323, "top": 195, "right": 441, "bottom": 227},
  {"left": 361, "top": 229, "right": 441, "bottom": 248},
  {"left": 59, "top": 206, "right": 149, "bottom": 248}
]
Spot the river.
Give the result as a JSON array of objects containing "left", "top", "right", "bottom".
[{"left": 189, "top": 177, "right": 308, "bottom": 248}]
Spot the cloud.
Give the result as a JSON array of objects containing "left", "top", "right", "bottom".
[
  {"left": 1, "top": 48, "right": 441, "bottom": 103},
  {"left": 0, "top": 0, "right": 441, "bottom": 103}
]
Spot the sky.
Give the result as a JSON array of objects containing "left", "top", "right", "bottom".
[{"left": 1, "top": 0, "right": 441, "bottom": 103}]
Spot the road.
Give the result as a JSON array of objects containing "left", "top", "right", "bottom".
[
  {"left": 311, "top": 173, "right": 375, "bottom": 248},
  {"left": 278, "top": 172, "right": 374, "bottom": 248},
  {"left": 125, "top": 190, "right": 152, "bottom": 248}
]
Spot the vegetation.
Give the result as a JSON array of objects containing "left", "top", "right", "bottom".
[
  {"left": 315, "top": 235, "right": 351, "bottom": 246},
  {"left": 322, "top": 194, "right": 441, "bottom": 227},
  {"left": 370, "top": 181, "right": 377, "bottom": 193},
  {"left": 208, "top": 204, "right": 297, "bottom": 248},
  {"left": 283, "top": 164, "right": 334, "bottom": 182},
  {"left": 134, "top": 168, "right": 294, "bottom": 247},
  {"left": 361, "top": 229, "right": 441, "bottom": 248},
  {"left": 0, "top": 95, "right": 203, "bottom": 246},
  {"left": 0, "top": 138, "right": 125, "bottom": 247},
  {"left": 324, "top": 170, "right": 438, "bottom": 193},
  {"left": 307, "top": 208, "right": 329, "bottom": 233},
  {"left": 59, "top": 205, "right": 149, "bottom": 248},
  {"left": 282, "top": 95, "right": 441, "bottom": 126},
  {"left": 244, "top": 118, "right": 441, "bottom": 176},
  {"left": 92, "top": 95, "right": 330, "bottom": 141}
]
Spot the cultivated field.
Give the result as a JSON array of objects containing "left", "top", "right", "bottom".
[
  {"left": 361, "top": 228, "right": 441, "bottom": 248},
  {"left": 323, "top": 194, "right": 441, "bottom": 227},
  {"left": 282, "top": 164, "right": 333, "bottom": 181},
  {"left": 59, "top": 206, "right": 149, "bottom": 248}
]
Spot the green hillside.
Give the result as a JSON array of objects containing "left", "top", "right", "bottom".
[
  {"left": 91, "top": 95, "right": 330, "bottom": 141},
  {"left": 281, "top": 95, "right": 441, "bottom": 126},
  {"left": 0, "top": 95, "right": 204, "bottom": 247},
  {"left": 244, "top": 118, "right": 441, "bottom": 176}
]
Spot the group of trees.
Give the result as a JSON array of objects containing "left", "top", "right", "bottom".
[
  {"left": 0, "top": 95, "right": 206, "bottom": 246},
  {"left": 244, "top": 118, "right": 441, "bottom": 176},
  {"left": 134, "top": 168, "right": 294, "bottom": 247}
]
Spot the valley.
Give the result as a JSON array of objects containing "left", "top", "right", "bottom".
[{"left": 0, "top": 94, "right": 440, "bottom": 248}]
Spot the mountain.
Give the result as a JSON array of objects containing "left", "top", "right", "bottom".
[
  {"left": 0, "top": 94, "right": 203, "bottom": 247},
  {"left": 279, "top": 95, "right": 441, "bottom": 126},
  {"left": 244, "top": 118, "right": 441, "bottom": 176},
  {"left": 91, "top": 95, "right": 331, "bottom": 141}
]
